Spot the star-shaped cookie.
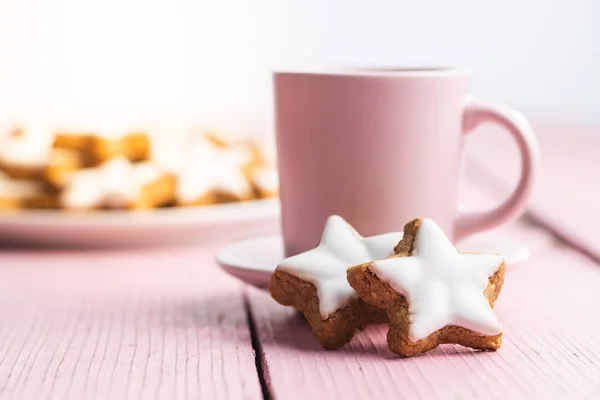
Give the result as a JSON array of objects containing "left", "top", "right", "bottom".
[
  {"left": 60, "top": 158, "right": 176, "bottom": 210},
  {"left": 347, "top": 217, "right": 506, "bottom": 357},
  {"left": 270, "top": 215, "right": 402, "bottom": 349},
  {"left": 174, "top": 138, "right": 255, "bottom": 206}
]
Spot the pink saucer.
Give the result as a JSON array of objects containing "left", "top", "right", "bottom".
[{"left": 216, "top": 234, "right": 529, "bottom": 290}]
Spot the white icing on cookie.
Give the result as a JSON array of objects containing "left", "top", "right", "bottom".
[
  {"left": 277, "top": 215, "right": 403, "bottom": 318},
  {"left": 60, "top": 158, "right": 164, "bottom": 209},
  {"left": 177, "top": 138, "right": 253, "bottom": 203},
  {"left": 370, "top": 218, "right": 503, "bottom": 341},
  {"left": 0, "top": 171, "right": 44, "bottom": 198},
  {"left": 0, "top": 126, "right": 54, "bottom": 167},
  {"left": 132, "top": 162, "right": 163, "bottom": 186},
  {"left": 253, "top": 166, "right": 279, "bottom": 194},
  {"left": 61, "top": 158, "right": 133, "bottom": 209},
  {"left": 150, "top": 136, "right": 187, "bottom": 175}
]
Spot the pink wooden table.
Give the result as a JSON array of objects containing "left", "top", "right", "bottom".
[{"left": 0, "top": 122, "right": 599, "bottom": 399}]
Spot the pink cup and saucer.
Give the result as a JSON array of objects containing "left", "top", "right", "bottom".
[{"left": 217, "top": 67, "right": 540, "bottom": 290}]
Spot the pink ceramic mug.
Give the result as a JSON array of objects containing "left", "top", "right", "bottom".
[{"left": 274, "top": 68, "right": 540, "bottom": 257}]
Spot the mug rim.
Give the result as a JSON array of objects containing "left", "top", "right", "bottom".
[{"left": 274, "top": 66, "right": 470, "bottom": 78}]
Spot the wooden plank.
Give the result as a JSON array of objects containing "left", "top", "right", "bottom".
[
  {"left": 0, "top": 246, "right": 262, "bottom": 400},
  {"left": 248, "top": 220, "right": 600, "bottom": 399}
]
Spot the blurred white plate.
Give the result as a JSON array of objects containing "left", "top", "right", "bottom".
[{"left": 0, "top": 199, "right": 280, "bottom": 248}]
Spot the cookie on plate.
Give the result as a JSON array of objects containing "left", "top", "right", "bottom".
[
  {"left": 176, "top": 138, "right": 256, "bottom": 206},
  {"left": 249, "top": 165, "right": 278, "bottom": 199},
  {"left": 86, "top": 132, "right": 151, "bottom": 166},
  {"left": 270, "top": 215, "right": 402, "bottom": 349},
  {"left": 203, "top": 132, "right": 266, "bottom": 171},
  {"left": 53, "top": 131, "right": 93, "bottom": 153},
  {"left": 60, "top": 157, "right": 175, "bottom": 210},
  {"left": 122, "top": 132, "right": 152, "bottom": 162},
  {"left": 0, "top": 171, "right": 57, "bottom": 210},
  {"left": 43, "top": 148, "right": 84, "bottom": 189},
  {"left": 132, "top": 162, "right": 177, "bottom": 209},
  {"left": 0, "top": 127, "right": 54, "bottom": 180},
  {"left": 347, "top": 217, "right": 505, "bottom": 357}
]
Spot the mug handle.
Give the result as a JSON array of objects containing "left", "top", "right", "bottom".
[{"left": 454, "top": 98, "right": 541, "bottom": 241}]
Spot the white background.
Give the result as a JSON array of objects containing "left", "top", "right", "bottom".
[{"left": 0, "top": 0, "right": 597, "bottom": 134}]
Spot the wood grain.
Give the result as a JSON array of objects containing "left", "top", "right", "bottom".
[
  {"left": 0, "top": 124, "right": 598, "bottom": 400},
  {"left": 0, "top": 246, "right": 262, "bottom": 400},
  {"left": 248, "top": 221, "right": 600, "bottom": 399}
]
